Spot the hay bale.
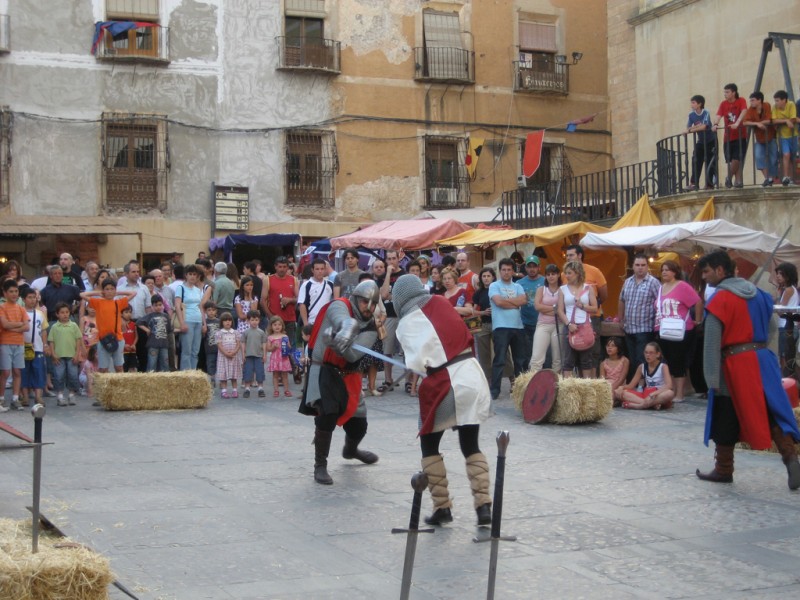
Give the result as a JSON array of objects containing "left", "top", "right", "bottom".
[
  {"left": 549, "top": 377, "right": 612, "bottom": 424},
  {"left": 94, "top": 371, "right": 212, "bottom": 411},
  {"left": 511, "top": 371, "right": 612, "bottom": 424},
  {"left": 511, "top": 370, "right": 536, "bottom": 413},
  {"left": 0, "top": 518, "right": 114, "bottom": 600}
]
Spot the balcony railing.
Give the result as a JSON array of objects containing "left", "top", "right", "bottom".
[
  {"left": 513, "top": 60, "right": 569, "bottom": 95},
  {"left": 414, "top": 47, "right": 475, "bottom": 84},
  {"left": 500, "top": 161, "right": 657, "bottom": 228},
  {"left": 276, "top": 37, "right": 341, "bottom": 74},
  {"left": 0, "top": 14, "right": 9, "bottom": 53},
  {"left": 95, "top": 24, "right": 169, "bottom": 63}
]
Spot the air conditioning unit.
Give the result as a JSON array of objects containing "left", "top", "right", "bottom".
[
  {"left": 517, "top": 175, "right": 527, "bottom": 188},
  {"left": 429, "top": 187, "right": 458, "bottom": 206}
]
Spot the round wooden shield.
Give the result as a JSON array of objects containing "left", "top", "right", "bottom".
[{"left": 522, "top": 369, "right": 559, "bottom": 424}]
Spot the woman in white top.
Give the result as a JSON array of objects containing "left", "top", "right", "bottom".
[
  {"left": 529, "top": 263, "right": 563, "bottom": 373},
  {"left": 556, "top": 261, "right": 598, "bottom": 378}
]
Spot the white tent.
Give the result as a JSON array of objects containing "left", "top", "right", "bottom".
[{"left": 581, "top": 219, "right": 800, "bottom": 269}]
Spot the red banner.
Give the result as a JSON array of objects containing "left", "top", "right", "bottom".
[{"left": 522, "top": 131, "right": 545, "bottom": 178}]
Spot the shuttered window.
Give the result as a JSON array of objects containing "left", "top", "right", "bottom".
[{"left": 519, "top": 21, "right": 556, "bottom": 53}]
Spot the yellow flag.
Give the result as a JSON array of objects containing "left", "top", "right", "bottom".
[{"left": 466, "top": 137, "right": 484, "bottom": 179}]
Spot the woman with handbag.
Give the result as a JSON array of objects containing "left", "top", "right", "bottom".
[
  {"left": 556, "top": 261, "right": 598, "bottom": 378},
  {"left": 655, "top": 261, "right": 703, "bottom": 402}
]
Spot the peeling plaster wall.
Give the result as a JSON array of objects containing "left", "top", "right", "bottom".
[
  {"left": 338, "top": 176, "right": 422, "bottom": 222},
  {"left": 338, "top": 0, "right": 416, "bottom": 64}
]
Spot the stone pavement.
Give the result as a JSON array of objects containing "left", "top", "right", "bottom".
[{"left": 2, "top": 378, "right": 800, "bottom": 600}]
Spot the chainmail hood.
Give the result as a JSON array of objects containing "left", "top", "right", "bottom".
[{"left": 393, "top": 274, "right": 432, "bottom": 319}]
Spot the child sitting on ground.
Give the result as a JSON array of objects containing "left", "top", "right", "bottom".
[
  {"left": 616, "top": 341, "right": 675, "bottom": 410},
  {"left": 267, "top": 315, "right": 293, "bottom": 398},
  {"left": 241, "top": 310, "right": 268, "bottom": 399},
  {"left": 600, "top": 337, "right": 630, "bottom": 407}
]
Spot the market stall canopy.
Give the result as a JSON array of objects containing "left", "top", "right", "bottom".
[
  {"left": 209, "top": 233, "right": 301, "bottom": 261},
  {"left": 610, "top": 194, "right": 660, "bottom": 230},
  {"left": 581, "top": 219, "right": 800, "bottom": 268},
  {"left": 693, "top": 197, "right": 715, "bottom": 221},
  {"left": 330, "top": 219, "right": 470, "bottom": 251},
  {"left": 435, "top": 221, "right": 610, "bottom": 248},
  {"left": 416, "top": 206, "right": 503, "bottom": 224}
]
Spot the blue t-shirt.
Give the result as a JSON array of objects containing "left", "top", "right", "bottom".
[
  {"left": 517, "top": 275, "right": 545, "bottom": 326},
  {"left": 687, "top": 109, "right": 714, "bottom": 143},
  {"left": 488, "top": 280, "right": 524, "bottom": 330}
]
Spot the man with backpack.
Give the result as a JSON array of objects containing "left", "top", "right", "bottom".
[{"left": 298, "top": 259, "right": 334, "bottom": 328}]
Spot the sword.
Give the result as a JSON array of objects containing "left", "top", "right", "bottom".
[
  {"left": 474, "top": 431, "right": 516, "bottom": 600},
  {"left": 351, "top": 343, "right": 426, "bottom": 377},
  {"left": 392, "top": 472, "right": 434, "bottom": 600},
  {"left": 31, "top": 404, "right": 45, "bottom": 554}
]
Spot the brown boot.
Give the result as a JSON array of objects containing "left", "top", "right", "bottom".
[
  {"left": 421, "top": 454, "right": 453, "bottom": 525},
  {"left": 313, "top": 428, "right": 334, "bottom": 485},
  {"left": 771, "top": 425, "right": 800, "bottom": 490},
  {"left": 465, "top": 453, "right": 492, "bottom": 525},
  {"left": 696, "top": 444, "right": 734, "bottom": 483},
  {"left": 342, "top": 436, "right": 379, "bottom": 464}
]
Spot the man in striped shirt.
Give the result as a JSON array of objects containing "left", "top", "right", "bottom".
[{"left": 618, "top": 254, "right": 661, "bottom": 373}]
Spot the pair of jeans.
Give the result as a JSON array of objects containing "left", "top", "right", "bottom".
[
  {"left": 146, "top": 347, "right": 170, "bottom": 372},
  {"left": 521, "top": 323, "right": 536, "bottom": 370},
  {"left": 179, "top": 321, "right": 203, "bottom": 370},
  {"left": 530, "top": 321, "right": 562, "bottom": 373},
  {"left": 490, "top": 327, "right": 526, "bottom": 398},
  {"left": 52, "top": 358, "right": 79, "bottom": 393},
  {"left": 625, "top": 331, "right": 655, "bottom": 375}
]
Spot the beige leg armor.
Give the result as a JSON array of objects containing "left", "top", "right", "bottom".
[
  {"left": 421, "top": 454, "right": 452, "bottom": 510},
  {"left": 465, "top": 453, "right": 492, "bottom": 509}
]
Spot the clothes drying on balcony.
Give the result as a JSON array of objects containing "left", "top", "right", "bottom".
[{"left": 91, "top": 21, "right": 158, "bottom": 54}]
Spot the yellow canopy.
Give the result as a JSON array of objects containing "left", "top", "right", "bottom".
[
  {"left": 611, "top": 194, "right": 660, "bottom": 230},
  {"left": 693, "top": 197, "right": 715, "bottom": 221},
  {"left": 435, "top": 221, "right": 610, "bottom": 248}
]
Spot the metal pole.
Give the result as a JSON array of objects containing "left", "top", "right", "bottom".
[{"left": 31, "top": 403, "right": 45, "bottom": 553}]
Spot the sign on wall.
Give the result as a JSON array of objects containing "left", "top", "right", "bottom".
[{"left": 214, "top": 185, "right": 249, "bottom": 231}]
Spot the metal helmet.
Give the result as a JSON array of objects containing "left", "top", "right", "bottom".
[{"left": 350, "top": 280, "right": 380, "bottom": 312}]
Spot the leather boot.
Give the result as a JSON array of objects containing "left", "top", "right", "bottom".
[
  {"left": 314, "top": 428, "right": 334, "bottom": 485},
  {"left": 342, "top": 436, "right": 379, "bottom": 464},
  {"left": 465, "top": 453, "right": 492, "bottom": 525},
  {"left": 696, "top": 444, "right": 734, "bottom": 483},
  {"left": 421, "top": 454, "right": 453, "bottom": 525},
  {"left": 771, "top": 425, "right": 800, "bottom": 490}
]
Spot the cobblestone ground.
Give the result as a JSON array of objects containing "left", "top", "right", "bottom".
[{"left": 2, "top": 378, "right": 800, "bottom": 599}]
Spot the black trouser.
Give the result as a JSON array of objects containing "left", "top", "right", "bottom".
[
  {"left": 420, "top": 424, "right": 481, "bottom": 458},
  {"left": 315, "top": 414, "right": 368, "bottom": 441},
  {"left": 710, "top": 392, "right": 778, "bottom": 446},
  {"left": 692, "top": 139, "right": 717, "bottom": 187}
]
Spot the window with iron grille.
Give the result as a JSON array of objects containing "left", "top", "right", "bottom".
[
  {"left": 102, "top": 113, "right": 168, "bottom": 211},
  {"left": 424, "top": 137, "right": 470, "bottom": 209},
  {"left": 285, "top": 130, "right": 337, "bottom": 209},
  {"left": 517, "top": 20, "right": 566, "bottom": 93},
  {"left": 0, "top": 109, "right": 9, "bottom": 208},
  {"left": 521, "top": 142, "right": 571, "bottom": 187}
]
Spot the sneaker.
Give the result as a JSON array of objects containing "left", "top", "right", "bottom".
[
  {"left": 68, "top": 393, "right": 76, "bottom": 406},
  {"left": 232, "top": 389, "right": 238, "bottom": 398},
  {"left": 687, "top": 183, "right": 697, "bottom": 191},
  {"left": 0, "top": 404, "right": 9, "bottom": 413},
  {"left": 243, "top": 388, "right": 251, "bottom": 399},
  {"left": 57, "top": 395, "right": 67, "bottom": 407},
  {"left": 44, "top": 389, "right": 57, "bottom": 398},
  {"left": 258, "top": 388, "right": 266, "bottom": 398},
  {"left": 9, "top": 400, "right": 24, "bottom": 411},
  {"left": 734, "top": 181, "right": 743, "bottom": 188},
  {"left": 782, "top": 176, "right": 791, "bottom": 186},
  {"left": 762, "top": 178, "right": 772, "bottom": 187},
  {"left": 724, "top": 177, "right": 732, "bottom": 189}
]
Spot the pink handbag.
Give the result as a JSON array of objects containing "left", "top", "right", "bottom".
[{"left": 567, "top": 288, "right": 595, "bottom": 351}]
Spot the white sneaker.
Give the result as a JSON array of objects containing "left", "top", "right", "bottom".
[
  {"left": 9, "top": 400, "right": 24, "bottom": 411},
  {"left": 57, "top": 394, "right": 67, "bottom": 407},
  {"left": 0, "top": 404, "right": 9, "bottom": 413},
  {"left": 68, "top": 393, "right": 76, "bottom": 406}
]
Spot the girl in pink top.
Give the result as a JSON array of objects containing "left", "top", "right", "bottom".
[
  {"left": 655, "top": 261, "right": 703, "bottom": 402},
  {"left": 600, "top": 337, "right": 630, "bottom": 406}
]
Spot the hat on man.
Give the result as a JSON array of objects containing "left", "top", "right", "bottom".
[{"left": 525, "top": 255, "right": 540, "bottom": 266}]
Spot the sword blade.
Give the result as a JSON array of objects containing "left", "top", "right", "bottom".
[{"left": 351, "top": 343, "right": 425, "bottom": 376}]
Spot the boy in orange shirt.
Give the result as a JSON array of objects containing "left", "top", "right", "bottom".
[{"left": 0, "top": 280, "right": 30, "bottom": 412}]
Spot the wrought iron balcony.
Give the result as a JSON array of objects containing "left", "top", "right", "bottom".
[
  {"left": 513, "top": 59, "right": 569, "bottom": 95},
  {"left": 0, "top": 14, "right": 9, "bottom": 53},
  {"left": 94, "top": 24, "right": 169, "bottom": 64},
  {"left": 276, "top": 37, "right": 341, "bottom": 74},
  {"left": 414, "top": 47, "right": 475, "bottom": 84}
]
